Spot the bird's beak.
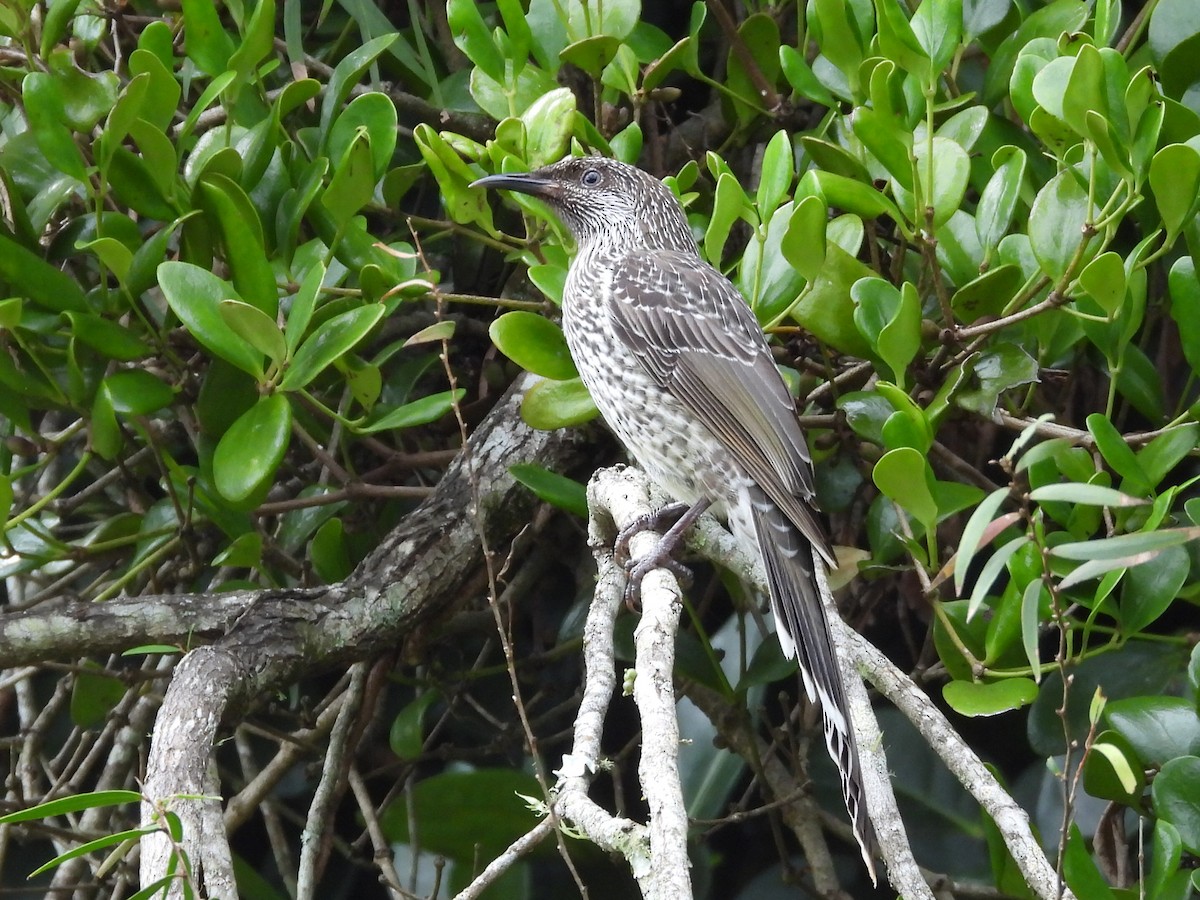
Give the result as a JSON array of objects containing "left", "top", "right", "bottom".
[{"left": 470, "top": 172, "right": 559, "bottom": 199}]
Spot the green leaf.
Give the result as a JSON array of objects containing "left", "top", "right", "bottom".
[
  {"left": 1062, "top": 823, "right": 1118, "bottom": 900},
  {"left": 801, "top": 170, "right": 904, "bottom": 224},
  {"left": 967, "top": 536, "right": 1030, "bottom": 620},
  {"left": 1169, "top": 257, "right": 1200, "bottom": 374},
  {"left": 975, "top": 146, "right": 1027, "bottom": 258},
  {"left": 911, "top": 136, "right": 971, "bottom": 229},
  {"left": 1060, "top": 43, "right": 1106, "bottom": 138},
  {"left": 158, "top": 261, "right": 264, "bottom": 378},
  {"left": 319, "top": 34, "right": 399, "bottom": 140},
  {"left": 561, "top": 34, "right": 621, "bottom": 75},
  {"left": 812, "top": 0, "right": 867, "bottom": 91},
  {"left": 873, "top": 0, "right": 929, "bottom": 77},
  {"left": 790, "top": 244, "right": 875, "bottom": 357},
  {"left": 22, "top": 72, "right": 88, "bottom": 181},
  {"left": 1027, "top": 483, "right": 1147, "bottom": 507},
  {"left": 1082, "top": 730, "right": 1144, "bottom": 804},
  {"left": 1051, "top": 526, "right": 1200, "bottom": 562},
  {"left": 1028, "top": 169, "right": 1096, "bottom": 284},
  {"left": 508, "top": 463, "right": 588, "bottom": 518},
  {"left": 942, "top": 678, "right": 1038, "bottom": 717},
  {"left": 358, "top": 389, "right": 466, "bottom": 434},
  {"left": 198, "top": 173, "right": 277, "bottom": 314},
  {"left": 378, "top": 768, "right": 541, "bottom": 860},
  {"left": 280, "top": 304, "right": 385, "bottom": 391},
  {"left": 1139, "top": 424, "right": 1200, "bottom": 486},
  {"left": 0, "top": 790, "right": 142, "bottom": 825},
  {"left": 126, "top": 50, "right": 180, "bottom": 133},
  {"left": 780, "top": 195, "right": 827, "bottom": 284},
  {"left": 1077, "top": 251, "right": 1126, "bottom": 316},
  {"left": 181, "top": 0, "right": 237, "bottom": 75},
  {"left": 1109, "top": 697, "right": 1200, "bottom": 771},
  {"left": 212, "top": 532, "right": 262, "bottom": 568},
  {"left": 102, "top": 370, "right": 175, "bottom": 415},
  {"left": 311, "top": 517, "right": 351, "bottom": 582},
  {"left": 489, "top": 311, "right": 578, "bottom": 381},
  {"left": 950, "top": 265, "right": 1022, "bottom": 324},
  {"left": 872, "top": 447, "right": 938, "bottom": 530},
  {"left": 522, "top": 88, "right": 576, "bottom": 169},
  {"left": 955, "top": 344, "right": 1039, "bottom": 418},
  {"left": 321, "top": 131, "right": 378, "bottom": 232},
  {"left": 219, "top": 300, "right": 286, "bottom": 365},
  {"left": 285, "top": 261, "right": 325, "bottom": 356},
  {"left": 704, "top": 172, "right": 750, "bottom": 265},
  {"left": 911, "top": 0, "right": 962, "bottom": 74},
  {"left": 756, "top": 130, "right": 793, "bottom": 223},
  {"left": 1086, "top": 412, "right": 1151, "bottom": 493},
  {"left": 1150, "top": 144, "right": 1200, "bottom": 242},
  {"left": 520, "top": 377, "right": 599, "bottom": 430},
  {"left": 954, "top": 488, "right": 1011, "bottom": 596},
  {"left": 389, "top": 692, "right": 440, "bottom": 760},
  {"left": 851, "top": 277, "right": 921, "bottom": 386},
  {"left": 779, "top": 45, "right": 836, "bottom": 106},
  {"left": 1119, "top": 543, "right": 1189, "bottom": 634},
  {"left": 213, "top": 393, "right": 292, "bottom": 502},
  {"left": 330, "top": 92, "right": 399, "bottom": 181},
  {"left": 1148, "top": 821, "right": 1186, "bottom": 900},
  {"left": 71, "top": 664, "right": 127, "bottom": 728},
  {"left": 227, "top": 0, "right": 275, "bottom": 79},
  {"left": 1020, "top": 579, "right": 1045, "bottom": 680}
]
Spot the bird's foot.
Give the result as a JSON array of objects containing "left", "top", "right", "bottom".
[{"left": 614, "top": 499, "right": 712, "bottom": 610}]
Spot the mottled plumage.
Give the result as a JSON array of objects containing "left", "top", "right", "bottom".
[{"left": 473, "top": 157, "right": 878, "bottom": 879}]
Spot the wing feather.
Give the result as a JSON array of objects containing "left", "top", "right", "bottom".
[{"left": 607, "top": 250, "right": 834, "bottom": 563}]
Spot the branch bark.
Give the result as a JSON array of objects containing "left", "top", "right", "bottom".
[{"left": 101, "top": 375, "right": 587, "bottom": 896}]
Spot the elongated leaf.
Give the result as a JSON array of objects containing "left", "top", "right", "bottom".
[
  {"left": 0, "top": 791, "right": 142, "bottom": 825},
  {"left": 158, "top": 261, "right": 263, "bottom": 378},
  {"left": 1051, "top": 527, "right": 1200, "bottom": 561},
  {"left": 358, "top": 389, "right": 465, "bottom": 433},
  {"left": 509, "top": 463, "right": 588, "bottom": 518},
  {"left": 1028, "top": 484, "right": 1147, "bottom": 507},
  {"left": 280, "top": 305, "right": 385, "bottom": 391},
  {"left": 967, "top": 536, "right": 1030, "bottom": 620},
  {"left": 955, "top": 488, "right": 1011, "bottom": 595}
]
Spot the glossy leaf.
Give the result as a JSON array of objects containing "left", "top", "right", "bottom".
[
  {"left": 219, "top": 300, "right": 287, "bottom": 365},
  {"left": 942, "top": 678, "right": 1038, "bottom": 717},
  {"left": 509, "top": 463, "right": 588, "bottom": 518},
  {"left": 1119, "top": 544, "right": 1189, "bottom": 634},
  {"left": 280, "top": 304, "right": 385, "bottom": 391},
  {"left": 213, "top": 393, "right": 293, "bottom": 502},
  {"left": 1150, "top": 144, "right": 1200, "bottom": 242},
  {"left": 873, "top": 447, "right": 938, "bottom": 531},
  {"left": 158, "top": 261, "right": 264, "bottom": 378},
  {"left": 520, "top": 377, "right": 599, "bottom": 430},
  {"left": 975, "top": 146, "right": 1027, "bottom": 257},
  {"left": 489, "top": 312, "right": 578, "bottom": 381},
  {"left": 359, "top": 390, "right": 466, "bottom": 434},
  {"left": 1028, "top": 170, "right": 1095, "bottom": 284}
]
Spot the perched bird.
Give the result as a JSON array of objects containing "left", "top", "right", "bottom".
[{"left": 473, "top": 156, "right": 879, "bottom": 879}]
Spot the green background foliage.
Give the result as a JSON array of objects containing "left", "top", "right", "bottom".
[{"left": 2, "top": 0, "right": 1200, "bottom": 897}]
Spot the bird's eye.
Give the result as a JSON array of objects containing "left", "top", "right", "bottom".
[{"left": 581, "top": 168, "right": 602, "bottom": 187}]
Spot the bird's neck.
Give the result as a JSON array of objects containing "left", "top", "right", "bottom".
[{"left": 575, "top": 216, "right": 697, "bottom": 260}]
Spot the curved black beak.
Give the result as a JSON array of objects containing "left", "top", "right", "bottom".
[{"left": 470, "top": 172, "right": 559, "bottom": 199}]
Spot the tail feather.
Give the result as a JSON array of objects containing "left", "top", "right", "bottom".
[{"left": 746, "top": 487, "right": 879, "bottom": 882}]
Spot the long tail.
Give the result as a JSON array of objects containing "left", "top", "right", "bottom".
[{"left": 747, "top": 486, "right": 879, "bottom": 882}]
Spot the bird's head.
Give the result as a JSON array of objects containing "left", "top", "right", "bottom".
[{"left": 472, "top": 156, "right": 694, "bottom": 252}]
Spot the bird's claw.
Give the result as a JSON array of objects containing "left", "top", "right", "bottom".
[{"left": 613, "top": 502, "right": 696, "bottom": 611}]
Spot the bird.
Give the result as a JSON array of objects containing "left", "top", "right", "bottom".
[{"left": 473, "top": 156, "right": 879, "bottom": 880}]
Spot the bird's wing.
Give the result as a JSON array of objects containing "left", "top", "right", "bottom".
[{"left": 607, "top": 249, "right": 834, "bottom": 564}]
